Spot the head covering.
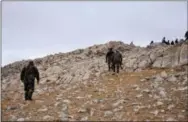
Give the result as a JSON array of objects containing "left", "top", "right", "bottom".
[{"left": 28, "top": 60, "right": 34, "bottom": 66}]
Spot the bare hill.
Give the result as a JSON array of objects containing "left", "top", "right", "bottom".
[{"left": 1, "top": 41, "right": 188, "bottom": 121}]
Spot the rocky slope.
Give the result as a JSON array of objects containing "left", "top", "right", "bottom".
[{"left": 1, "top": 41, "right": 188, "bottom": 121}]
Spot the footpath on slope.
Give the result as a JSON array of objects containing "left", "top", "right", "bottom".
[{"left": 2, "top": 67, "right": 188, "bottom": 121}]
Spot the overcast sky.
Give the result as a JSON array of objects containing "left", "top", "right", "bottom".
[{"left": 2, "top": 1, "right": 187, "bottom": 66}]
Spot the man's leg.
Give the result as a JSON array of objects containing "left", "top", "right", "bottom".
[
  {"left": 25, "top": 91, "right": 29, "bottom": 100},
  {"left": 28, "top": 90, "right": 33, "bottom": 100},
  {"left": 108, "top": 61, "right": 112, "bottom": 71},
  {"left": 120, "top": 61, "right": 123, "bottom": 69},
  {"left": 28, "top": 81, "right": 34, "bottom": 100},
  {"left": 24, "top": 82, "right": 29, "bottom": 100},
  {"left": 112, "top": 63, "right": 115, "bottom": 73},
  {"left": 117, "top": 64, "right": 120, "bottom": 73}
]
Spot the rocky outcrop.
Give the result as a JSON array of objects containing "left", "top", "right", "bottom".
[
  {"left": 2, "top": 41, "right": 188, "bottom": 78},
  {"left": 2, "top": 41, "right": 188, "bottom": 88}
]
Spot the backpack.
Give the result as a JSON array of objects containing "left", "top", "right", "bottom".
[{"left": 24, "top": 65, "right": 36, "bottom": 82}]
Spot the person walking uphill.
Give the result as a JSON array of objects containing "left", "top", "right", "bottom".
[
  {"left": 106, "top": 47, "right": 115, "bottom": 71},
  {"left": 20, "top": 61, "right": 40, "bottom": 101}
]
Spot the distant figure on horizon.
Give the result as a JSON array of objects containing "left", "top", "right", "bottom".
[
  {"left": 171, "top": 41, "right": 175, "bottom": 45},
  {"left": 150, "top": 40, "right": 154, "bottom": 45},
  {"left": 167, "top": 40, "right": 170, "bottom": 45},
  {"left": 162, "top": 37, "right": 166, "bottom": 44},
  {"left": 162, "top": 37, "right": 170, "bottom": 45},
  {"left": 175, "top": 39, "right": 178, "bottom": 44},
  {"left": 130, "top": 41, "right": 134, "bottom": 46}
]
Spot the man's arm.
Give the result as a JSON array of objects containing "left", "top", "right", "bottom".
[
  {"left": 185, "top": 31, "right": 188, "bottom": 38},
  {"left": 34, "top": 67, "right": 40, "bottom": 84},
  {"left": 120, "top": 54, "right": 123, "bottom": 65},
  {"left": 20, "top": 67, "right": 26, "bottom": 83},
  {"left": 121, "top": 54, "right": 123, "bottom": 63},
  {"left": 106, "top": 52, "right": 109, "bottom": 63}
]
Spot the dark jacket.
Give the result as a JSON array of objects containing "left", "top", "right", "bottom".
[
  {"left": 106, "top": 49, "right": 114, "bottom": 63},
  {"left": 20, "top": 65, "right": 39, "bottom": 83}
]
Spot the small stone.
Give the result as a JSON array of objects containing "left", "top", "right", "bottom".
[
  {"left": 132, "top": 85, "right": 139, "bottom": 89},
  {"left": 78, "top": 108, "right": 87, "bottom": 113},
  {"left": 55, "top": 80, "right": 61, "bottom": 84},
  {"left": 156, "top": 101, "right": 163, "bottom": 106},
  {"left": 35, "top": 100, "right": 44, "bottom": 104},
  {"left": 178, "top": 114, "right": 185, "bottom": 119},
  {"left": 113, "top": 106, "right": 123, "bottom": 112},
  {"left": 153, "top": 94, "right": 160, "bottom": 99},
  {"left": 112, "top": 100, "right": 125, "bottom": 107},
  {"left": 151, "top": 82, "right": 160, "bottom": 88},
  {"left": 56, "top": 97, "right": 62, "bottom": 101},
  {"left": 113, "top": 112, "right": 123, "bottom": 120},
  {"left": 167, "top": 104, "right": 175, "bottom": 110},
  {"left": 159, "top": 90, "right": 166, "bottom": 97},
  {"left": 43, "top": 115, "right": 53, "bottom": 120},
  {"left": 76, "top": 96, "right": 84, "bottom": 99},
  {"left": 177, "top": 86, "right": 188, "bottom": 91},
  {"left": 132, "top": 103, "right": 140, "bottom": 106},
  {"left": 68, "top": 115, "right": 73, "bottom": 119},
  {"left": 147, "top": 105, "right": 151, "bottom": 109},
  {"left": 142, "top": 89, "right": 151, "bottom": 93},
  {"left": 104, "top": 111, "right": 113, "bottom": 117},
  {"left": 17, "top": 118, "right": 24, "bottom": 121},
  {"left": 81, "top": 116, "right": 88, "bottom": 121},
  {"left": 133, "top": 108, "right": 139, "bottom": 113},
  {"left": 93, "top": 99, "right": 100, "bottom": 103},
  {"left": 167, "top": 75, "right": 177, "bottom": 82},
  {"left": 120, "top": 78, "right": 123, "bottom": 82},
  {"left": 61, "top": 104, "right": 68, "bottom": 121},
  {"left": 160, "top": 71, "right": 168, "bottom": 78},
  {"left": 38, "top": 108, "right": 48, "bottom": 112},
  {"left": 25, "top": 117, "right": 30, "bottom": 121},
  {"left": 90, "top": 108, "right": 94, "bottom": 116},
  {"left": 7, "top": 106, "right": 18, "bottom": 110},
  {"left": 136, "top": 94, "right": 143, "bottom": 98},
  {"left": 87, "top": 94, "right": 92, "bottom": 98},
  {"left": 135, "top": 87, "right": 140, "bottom": 91},
  {"left": 63, "top": 99, "right": 71, "bottom": 104},
  {"left": 150, "top": 110, "right": 158, "bottom": 116},
  {"left": 181, "top": 110, "right": 185, "bottom": 113},
  {"left": 11, "top": 115, "right": 16, "bottom": 120},
  {"left": 61, "top": 113, "right": 68, "bottom": 121},
  {"left": 154, "top": 75, "right": 163, "bottom": 82},
  {"left": 161, "top": 110, "right": 165, "bottom": 113},
  {"left": 109, "top": 78, "right": 115, "bottom": 81},
  {"left": 140, "top": 79, "right": 146, "bottom": 82},
  {"left": 166, "top": 117, "right": 177, "bottom": 121},
  {"left": 149, "top": 94, "right": 152, "bottom": 98},
  {"left": 145, "top": 77, "right": 150, "bottom": 80},
  {"left": 55, "top": 102, "right": 60, "bottom": 107}
]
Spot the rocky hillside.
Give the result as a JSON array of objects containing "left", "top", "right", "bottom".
[{"left": 1, "top": 41, "right": 188, "bottom": 121}]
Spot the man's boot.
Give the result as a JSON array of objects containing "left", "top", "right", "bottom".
[
  {"left": 25, "top": 91, "right": 29, "bottom": 100},
  {"left": 28, "top": 90, "right": 33, "bottom": 100}
]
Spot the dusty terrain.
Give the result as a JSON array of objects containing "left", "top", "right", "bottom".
[{"left": 1, "top": 41, "right": 188, "bottom": 121}]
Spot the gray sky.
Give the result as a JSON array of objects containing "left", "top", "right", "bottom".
[{"left": 2, "top": 1, "right": 187, "bottom": 66}]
